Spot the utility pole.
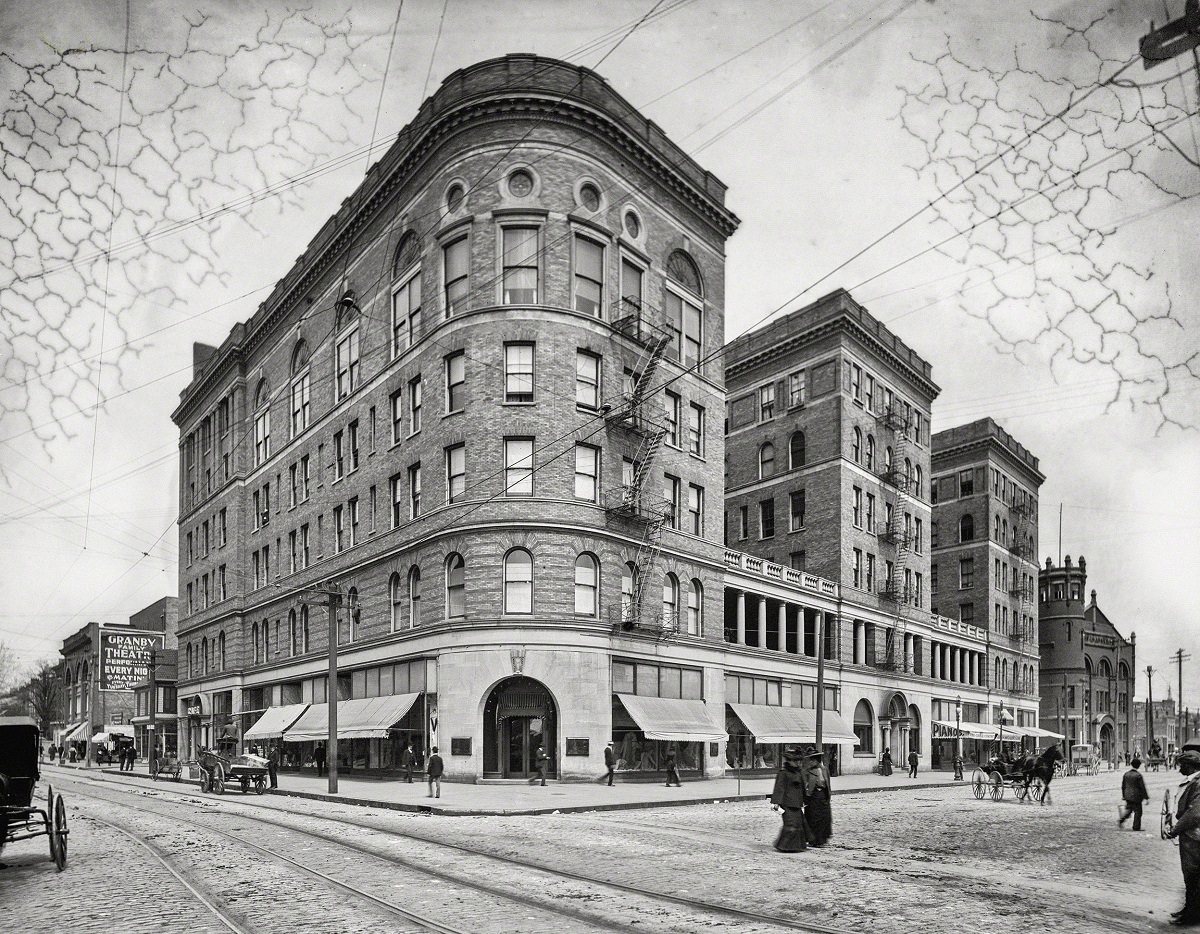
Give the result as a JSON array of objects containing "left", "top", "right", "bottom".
[
  {"left": 1147, "top": 666, "right": 1156, "bottom": 754},
  {"left": 148, "top": 646, "right": 157, "bottom": 777},
  {"left": 1173, "top": 649, "right": 1192, "bottom": 748},
  {"left": 326, "top": 583, "right": 342, "bottom": 795}
]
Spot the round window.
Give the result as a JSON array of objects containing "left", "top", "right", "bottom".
[
  {"left": 579, "top": 183, "right": 601, "bottom": 212},
  {"left": 508, "top": 169, "right": 534, "bottom": 198},
  {"left": 624, "top": 210, "right": 641, "bottom": 238},
  {"left": 446, "top": 183, "right": 465, "bottom": 213}
]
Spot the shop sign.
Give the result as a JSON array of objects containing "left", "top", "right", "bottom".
[
  {"left": 932, "top": 721, "right": 963, "bottom": 740},
  {"left": 100, "top": 631, "right": 162, "bottom": 691},
  {"left": 186, "top": 704, "right": 203, "bottom": 717}
]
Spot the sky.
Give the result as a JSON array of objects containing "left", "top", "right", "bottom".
[{"left": 0, "top": 0, "right": 1196, "bottom": 709}]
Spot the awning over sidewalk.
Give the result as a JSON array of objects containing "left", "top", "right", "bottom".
[
  {"left": 728, "top": 703, "right": 860, "bottom": 745},
  {"left": 91, "top": 724, "right": 134, "bottom": 742},
  {"left": 1015, "top": 725, "right": 1066, "bottom": 741},
  {"left": 244, "top": 704, "right": 310, "bottom": 741},
  {"left": 932, "top": 720, "right": 999, "bottom": 741},
  {"left": 60, "top": 722, "right": 87, "bottom": 742},
  {"left": 614, "top": 694, "right": 725, "bottom": 742},
  {"left": 283, "top": 694, "right": 422, "bottom": 742}
]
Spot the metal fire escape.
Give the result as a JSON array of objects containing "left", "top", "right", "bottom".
[
  {"left": 876, "top": 402, "right": 913, "bottom": 670},
  {"left": 1008, "top": 497, "right": 1035, "bottom": 641},
  {"left": 603, "top": 298, "right": 676, "bottom": 641}
]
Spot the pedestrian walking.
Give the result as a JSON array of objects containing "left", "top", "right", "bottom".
[
  {"left": 770, "top": 745, "right": 807, "bottom": 852},
  {"left": 48, "top": 744, "right": 57, "bottom": 763},
  {"left": 1117, "top": 757, "right": 1149, "bottom": 830},
  {"left": 402, "top": 742, "right": 416, "bottom": 783},
  {"left": 1166, "top": 749, "right": 1200, "bottom": 926},
  {"left": 267, "top": 747, "right": 279, "bottom": 789},
  {"left": 530, "top": 745, "right": 549, "bottom": 786},
  {"left": 880, "top": 747, "right": 893, "bottom": 776},
  {"left": 427, "top": 746, "right": 444, "bottom": 798},
  {"left": 313, "top": 742, "right": 327, "bottom": 777},
  {"left": 800, "top": 745, "right": 832, "bottom": 846},
  {"left": 664, "top": 750, "right": 682, "bottom": 787},
  {"left": 604, "top": 742, "right": 616, "bottom": 786},
  {"left": 908, "top": 750, "right": 919, "bottom": 778}
]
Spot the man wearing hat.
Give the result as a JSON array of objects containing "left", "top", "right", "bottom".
[
  {"left": 1166, "top": 746, "right": 1200, "bottom": 925},
  {"left": 603, "top": 742, "right": 616, "bottom": 786},
  {"left": 800, "top": 745, "right": 832, "bottom": 846},
  {"left": 770, "top": 745, "right": 808, "bottom": 852}
]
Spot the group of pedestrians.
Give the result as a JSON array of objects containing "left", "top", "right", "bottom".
[{"left": 769, "top": 745, "right": 832, "bottom": 852}]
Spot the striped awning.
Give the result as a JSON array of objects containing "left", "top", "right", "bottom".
[
  {"left": 615, "top": 694, "right": 725, "bottom": 742},
  {"left": 283, "top": 694, "right": 421, "bottom": 742},
  {"left": 244, "top": 704, "right": 310, "bottom": 741},
  {"left": 728, "top": 704, "right": 860, "bottom": 745}
]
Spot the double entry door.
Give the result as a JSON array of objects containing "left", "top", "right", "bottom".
[{"left": 505, "top": 715, "right": 551, "bottom": 778}]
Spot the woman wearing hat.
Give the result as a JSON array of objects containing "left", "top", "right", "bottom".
[
  {"left": 800, "top": 746, "right": 832, "bottom": 846},
  {"left": 770, "top": 745, "right": 808, "bottom": 852}
]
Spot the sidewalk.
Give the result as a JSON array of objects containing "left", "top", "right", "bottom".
[{"left": 45, "top": 760, "right": 971, "bottom": 816}]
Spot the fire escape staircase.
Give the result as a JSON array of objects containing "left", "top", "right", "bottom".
[{"left": 875, "top": 403, "right": 914, "bottom": 670}]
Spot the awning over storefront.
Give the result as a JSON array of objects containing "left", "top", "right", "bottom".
[
  {"left": 244, "top": 704, "right": 310, "bottom": 741},
  {"left": 283, "top": 694, "right": 422, "bottom": 742},
  {"left": 91, "top": 724, "right": 134, "bottom": 742},
  {"left": 60, "top": 722, "right": 87, "bottom": 742},
  {"left": 1016, "top": 726, "right": 1066, "bottom": 741},
  {"left": 614, "top": 694, "right": 725, "bottom": 742},
  {"left": 932, "top": 720, "right": 1000, "bottom": 741},
  {"left": 728, "top": 703, "right": 860, "bottom": 745}
]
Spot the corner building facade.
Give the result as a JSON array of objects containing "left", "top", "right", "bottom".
[{"left": 171, "top": 55, "right": 741, "bottom": 781}]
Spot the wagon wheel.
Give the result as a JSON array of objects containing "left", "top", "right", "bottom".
[
  {"left": 253, "top": 776, "right": 266, "bottom": 795},
  {"left": 1012, "top": 778, "right": 1028, "bottom": 801},
  {"left": 212, "top": 775, "right": 225, "bottom": 795},
  {"left": 1029, "top": 775, "right": 1045, "bottom": 802},
  {"left": 989, "top": 771, "right": 1004, "bottom": 800},
  {"left": 239, "top": 776, "right": 250, "bottom": 794},
  {"left": 199, "top": 771, "right": 211, "bottom": 794},
  {"left": 971, "top": 768, "right": 987, "bottom": 799},
  {"left": 47, "top": 789, "right": 67, "bottom": 870}
]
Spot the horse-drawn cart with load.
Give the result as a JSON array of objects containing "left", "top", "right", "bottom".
[{"left": 0, "top": 716, "right": 69, "bottom": 871}]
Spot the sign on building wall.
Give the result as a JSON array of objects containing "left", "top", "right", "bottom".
[{"left": 100, "top": 631, "right": 162, "bottom": 692}]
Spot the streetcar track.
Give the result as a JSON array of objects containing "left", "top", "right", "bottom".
[{"left": 61, "top": 773, "right": 844, "bottom": 934}]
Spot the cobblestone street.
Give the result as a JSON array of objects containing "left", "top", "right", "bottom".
[{"left": 1, "top": 766, "right": 1183, "bottom": 933}]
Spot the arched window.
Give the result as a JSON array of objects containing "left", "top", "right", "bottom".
[
  {"left": 301, "top": 605, "right": 309, "bottom": 652},
  {"left": 994, "top": 515, "right": 1001, "bottom": 541},
  {"left": 789, "top": 431, "right": 805, "bottom": 469},
  {"left": 290, "top": 341, "right": 311, "bottom": 436},
  {"left": 390, "top": 573, "right": 403, "bottom": 631},
  {"left": 759, "top": 442, "right": 775, "bottom": 479},
  {"left": 218, "top": 631, "right": 226, "bottom": 671},
  {"left": 904, "top": 458, "right": 912, "bottom": 485},
  {"left": 914, "top": 464, "right": 922, "bottom": 498},
  {"left": 1119, "top": 661, "right": 1130, "bottom": 681},
  {"left": 663, "top": 572, "right": 679, "bottom": 625},
  {"left": 665, "top": 249, "right": 703, "bottom": 296},
  {"left": 687, "top": 579, "right": 703, "bottom": 636},
  {"left": 187, "top": 644, "right": 193, "bottom": 677},
  {"left": 504, "top": 548, "right": 533, "bottom": 614},
  {"left": 865, "top": 434, "right": 875, "bottom": 471},
  {"left": 391, "top": 231, "right": 423, "bottom": 355},
  {"left": 621, "top": 561, "right": 639, "bottom": 621},
  {"left": 853, "top": 699, "right": 875, "bottom": 754},
  {"left": 994, "top": 657, "right": 1001, "bottom": 687},
  {"left": 347, "top": 587, "right": 359, "bottom": 641},
  {"left": 1084, "top": 656, "right": 1093, "bottom": 676},
  {"left": 885, "top": 446, "right": 893, "bottom": 470},
  {"left": 408, "top": 566, "right": 422, "bottom": 627},
  {"left": 907, "top": 704, "right": 921, "bottom": 755},
  {"left": 1099, "top": 658, "right": 1111, "bottom": 678},
  {"left": 664, "top": 250, "right": 703, "bottom": 368},
  {"left": 263, "top": 618, "right": 270, "bottom": 660},
  {"left": 574, "top": 553, "right": 598, "bottom": 617},
  {"left": 249, "top": 625, "right": 256, "bottom": 664},
  {"left": 291, "top": 340, "right": 309, "bottom": 375},
  {"left": 959, "top": 514, "right": 974, "bottom": 542},
  {"left": 445, "top": 554, "right": 465, "bottom": 619},
  {"left": 289, "top": 609, "right": 297, "bottom": 656},
  {"left": 852, "top": 427, "right": 862, "bottom": 462},
  {"left": 253, "top": 379, "right": 271, "bottom": 465},
  {"left": 202, "top": 636, "right": 210, "bottom": 673}
]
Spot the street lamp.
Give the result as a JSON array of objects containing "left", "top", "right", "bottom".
[{"left": 954, "top": 695, "right": 963, "bottom": 780}]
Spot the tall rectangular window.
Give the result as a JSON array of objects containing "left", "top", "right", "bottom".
[
  {"left": 390, "top": 389, "right": 403, "bottom": 442},
  {"left": 760, "top": 499, "right": 775, "bottom": 538},
  {"left": 853, "top": 549, "right": 863, "bottom": 588},
  {"left": 336, "top": 329, "right": 360, "bottom": 399},
  {"left": 866, "top": 553, "right": 875, "bottom": 591},
  {"left": 348, "top": 420, "right": 359, "bottom": 472},
  {"left": 289, "top": 464, "right": 298, "bottom": 507},
  {"left": 620, "top": 257, "right": 644, "bottom": 312},
  {"left": 445, "top": 352, "right": 465, "bottom": 413},
  {"left": 688, "top": 484, "right": 704, "bottom": 536},
  {"left": 349, "top": 497, "right": 360, "bottom": 546},
  {"left": 790, "top": 490, "right": 806, "bottom": 531},
  {"left": 664, "top": 474, "right": 680, "bottom": 529},
  {"left": 291, "top": 374, "right": 310, "bottom": 435},
  {"left": 960, "top": 557, "right": 974, "bottom": 588},
  {"left": 575, "top": 351, "right": 600, "bottom": 409},
  {"left": 688, "top": 403, "right": 704, "bottom": 456},
  {"left": 409, "top": 463, "right": 422, "bottom": 518},
  {"left": 445, "top": 444, "right": 465, "bottom": 503},
  {"left": 852, "top": 363, "right": 862, "bottom": 402},
  {"left": 852, "top": 486, "right": 863, "bottom": 528},
  {"left": 573, "top": 235, "right": 603, "bottom": 315},
  {"left": 664, "top": 391, "right": 680, "bottom": 446},
  {"left": 574, "top": 444, "right": 599, "bottom": 502},
  {"left": 334, "top": 505, "right": 345, "bottom": 553},
  {"left": 504, "top": 438, "right": 534, "bottom": 495},
  {"left": 409, "top": 375, "right": 423, "bottom": 434},
  {"left": 759, "top": 384, "right": 775, "bottom": 420},
  {"left": 300, "top": 524, "right": 309, "bottom": 568},
  {"left": 664, "top": 289, "right": 702, "bottom": 367},
  {"left": 219, "top": 508, "right": 227, "bottom": 546},
  {"left": 333, "top": 430, "right": 345, "bottom": 480},
  {"left": 788, "top": 370, "right": 806, "bottom": 407},
  {"left": 254, "top": 409, "right": 270, "bottom": 466},
  {"left": 392, "top": 269, "right": 422, "bottom": 355},
  {"left": 391, "top": 475, "right": 403, "bottom": 527},
  {"left": 299, "top": 455, "right": 310, "bottom": 501},
  {"left": 504, "top": 343, "right": 534, "bottom": 403},
  {"left": 502, "top": 226, "right": 539, "bottom": 304},
  {"left": 443, "top": 235, "right": 469, "bottom": 316}
]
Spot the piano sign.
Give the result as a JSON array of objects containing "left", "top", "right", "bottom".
[{"left": 100, "top": 631, "right": 162, "bottom": 691}]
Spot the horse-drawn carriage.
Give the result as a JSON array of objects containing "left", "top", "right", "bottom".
[
  {"left": 0, "top": 716, "right": 68, "bottom": 871},
  {"left": 970, "top": 746, "right": 1063, "bottom": 804},
  {"left": 1066, "top": 744, "right": 1100, "bottom": 776},
  {"left": 196, "top": 749, "right": 269, "bottom": 795}
]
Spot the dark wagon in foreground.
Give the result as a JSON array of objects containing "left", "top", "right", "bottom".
[{"left": 0, "top": 716, "right": 68, "bottom": 870}]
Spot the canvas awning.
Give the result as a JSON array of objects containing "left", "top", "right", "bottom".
[
  {"left": 1018, "top": 726, "right": 1066, "bottom": 741},
  {"left": 283, "top": 694, "right": 421, "bottom": 742},
  {"left": 614, "top": 694, "right": 725, "bottom": 742},
  {"left": 932, "top": 720, "right": 1000, "bottom": 740},
  {"left": 91, "top": 724, "right": 135, "bottom": 742},
  {"left": 244, "top": 704, "right": 310, "bottom": 741},
  {"left": 60, "top": 722, "right": 87, "bottom": 742},
  {"left": 728, "top": 703, "right": 860, "bottom": 745}
]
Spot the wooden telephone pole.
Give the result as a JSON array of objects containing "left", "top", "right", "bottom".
[
  {"left": 1174, "top": 649, "right": 1193, "bottom": 747},
  {"left": 1147, "top": 666, "right": 1156, "bottom": 754}
]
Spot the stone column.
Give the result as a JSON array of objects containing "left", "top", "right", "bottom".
[
  {"left": 778, "top": 602, "right": 789, "bottom": 652},
  {"left": 904, "top": 633, "right": 913, "bottom": 672},
  {"left": 736, "top": 590, "right": 746, "bottom": 645},
  {"left": 855, "top": 621, "right": 866, "bottom": 666},
  {"left": 757, "top": 596, "right": 768, "bottom": 649},
  {"left": 950, "top": 647, "right": 959, "bottom": 683},
  {"left": 931, "top": 641, "right": 940, "bottom": 680}
]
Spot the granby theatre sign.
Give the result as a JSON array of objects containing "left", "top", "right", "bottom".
[{"left": 100, "top": 630, "right": 163, "bottom": 692}]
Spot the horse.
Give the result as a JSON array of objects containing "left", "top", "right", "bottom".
[{"left": 1020, "top": 745, "right": 1064, "bottom": 805}]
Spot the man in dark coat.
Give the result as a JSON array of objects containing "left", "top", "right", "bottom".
[
  {"left": 1167, "top": 749, "right": 1200, "bottom": 925},
  {"left": 402, "top": 742, "right": 416, "bottom": 783},
  {"left": 664, "top": 750, "right": 682, "bottom": 787},
  {"left": 603, "top": 742, "right": 616, "bottom": 786},
  {"left": 266, "top": 747, "right": 279, "bottom": 789},
  {"left": 770, "top": 746, "right": 807, "bottom": 852},
  {"left": 427, "top": 746, "right": 444, "bottom": 798},
  {"left": 313, "top": 743, "right": 326, "bottom": 777},
  {"left": 908, "top": 750, "right": 919, "bottom": 778},
  {"left": 529, "top": 745, "right": 549, "bottom": 786},
  {"left": 1118, "top": 757, "right": 1149, "bottom": 830}
]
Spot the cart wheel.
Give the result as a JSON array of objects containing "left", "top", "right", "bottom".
[
  {"left": 971, "top": 768, "right": 987, "bottom": 799},
  {"left": 200, "top": 773, "right": 211, "bottom": 794},
  {"left": 989, "top": 771, "right": 1004, "bottom": 800},
  {"left": 212, "top": 776, "right": 225, "bottom": 795},
  {"left": 48, "top": 791, "right": 67, "bottom": 870},
  {"left": 1030, "top": 776, "right": 1045, "bottom": 802},
  {"left": 1012, "top": 779, "right": 1027, "bottom": 801},
  {"left": 253, "top": 777, "right": 266, "bottom": 795}
]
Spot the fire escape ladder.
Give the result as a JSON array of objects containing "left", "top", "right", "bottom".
[{"left": 876, "top": 403, "right": 914, "bottom": 671}]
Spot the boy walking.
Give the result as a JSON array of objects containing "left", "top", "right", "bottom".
[{"left": 1118, "top": 757, "right": 1150, "bottom": 830}]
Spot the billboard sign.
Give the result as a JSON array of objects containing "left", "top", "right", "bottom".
[{"left": 100, "top": 630, "right": 162, "bottom": 692}]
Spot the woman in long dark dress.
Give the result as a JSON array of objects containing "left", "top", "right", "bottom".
[
  {"left": 880, "top": 747, "right": 893, "bottom": 776},
  {"left": 801, "top": 747, "right": 832, "bottom": 846},
  {"left": 770, "top": 746, "right": 807, "bottom": 852}
]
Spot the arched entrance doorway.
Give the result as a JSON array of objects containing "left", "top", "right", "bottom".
[
  {"left": 483, "top": 676, "right": 557, "bottom": 779},
  {"left": 1099, "top": 721, "right": 1114, "bottom": 763},
  {"left": 880, "top": 691, "right": 910, "bottom": 759}
]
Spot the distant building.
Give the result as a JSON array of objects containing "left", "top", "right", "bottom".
[
  {"left": 1132, "top": 698, "right": 1177, "bottom": 758},
  {"left": 1037, "top": 557, "right": 1136, "bottom": 758},
  {"left": 931, "top": 418, "right": 1044, "bottom": 737}
]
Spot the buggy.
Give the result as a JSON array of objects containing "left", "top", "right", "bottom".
[
  {"left": 1067, "top": 744, "right": 1099, "bottom": 776},
  {"left": 152, "top": 753, "right": 183, "bottom": 782},
  {"left": 0, "top": 716, "right": 68, "bottom": 870},
  {"left": 970, "top": 756, "right": 1045, "bottom": 802}
]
